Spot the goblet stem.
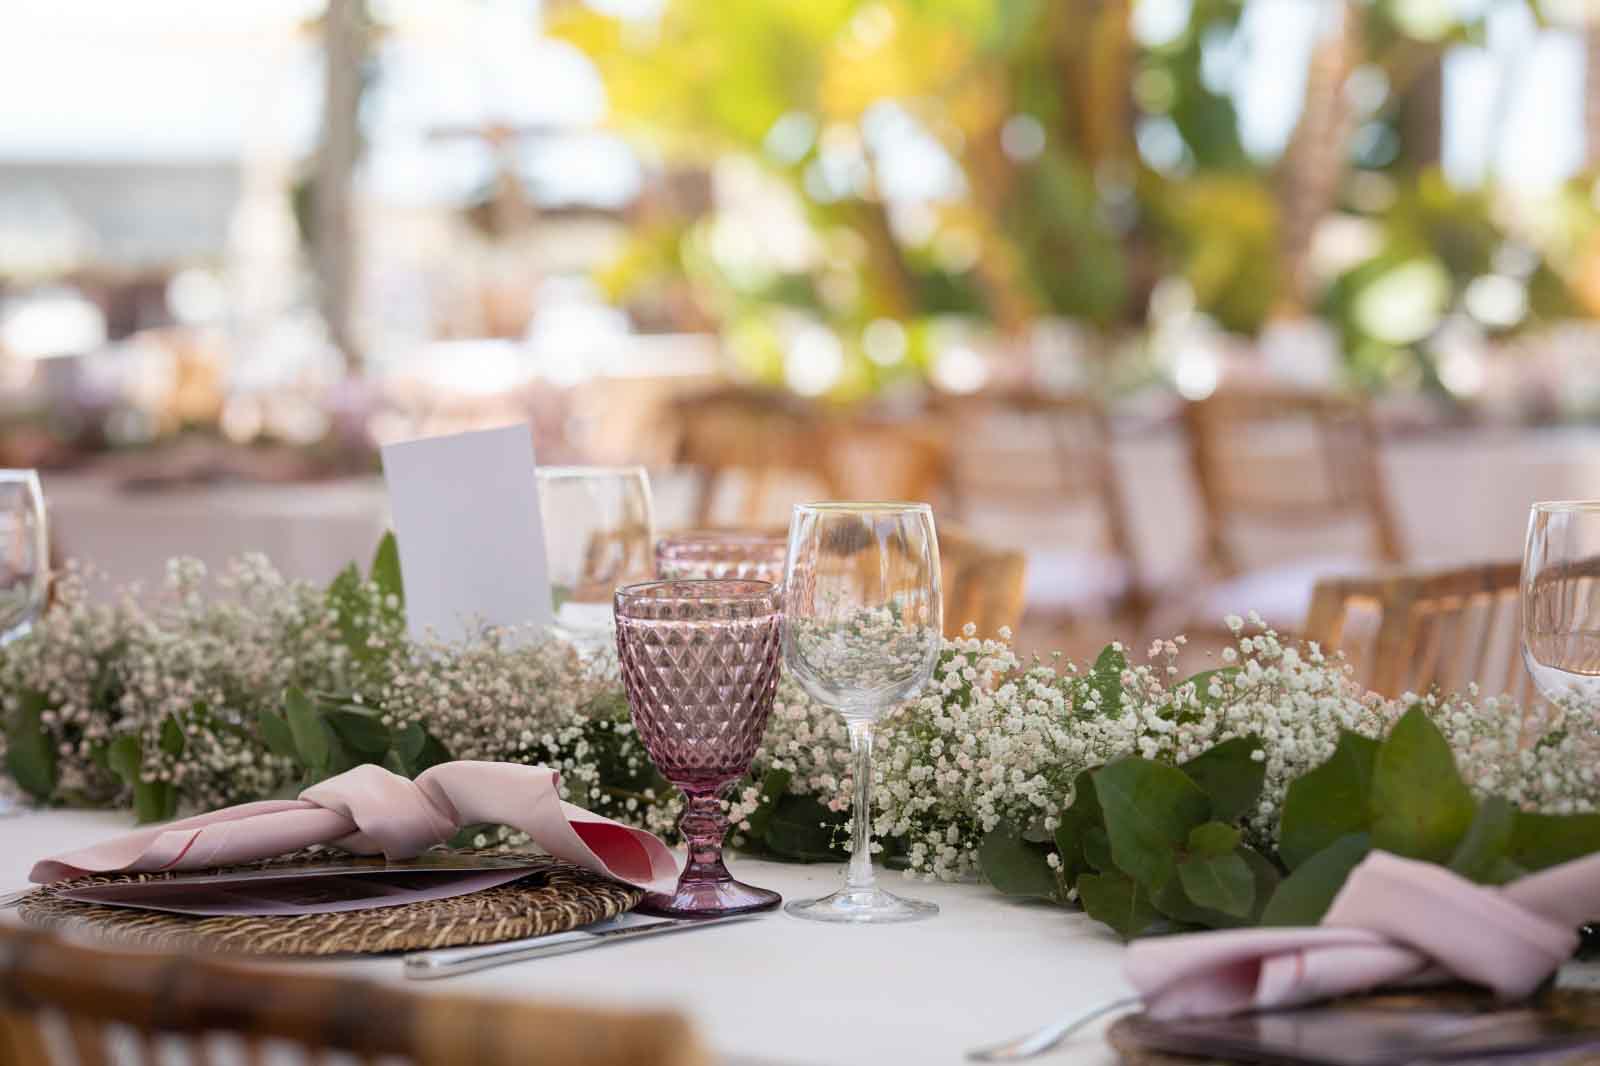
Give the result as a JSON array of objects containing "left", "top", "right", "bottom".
[
  {"left": 679, "top": 788, "right": 733, "bottom": 884},
  {"left": 846, "top": 718, "right": 876, "bottom": 891}
]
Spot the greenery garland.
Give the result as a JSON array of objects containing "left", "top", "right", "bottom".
[{"left": 4, "top": 536, "right": 1599, "bottom": 940}]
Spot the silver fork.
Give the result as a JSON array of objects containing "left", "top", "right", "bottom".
[{"left": 966, "top": 996, "right": 1142, "bottom": 1062}]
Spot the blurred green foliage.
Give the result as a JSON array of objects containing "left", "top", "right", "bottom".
[{"left": 552, "top": 0, "right": 1596, "bottom": 398}]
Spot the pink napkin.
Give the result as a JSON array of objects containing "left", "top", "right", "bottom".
[
  {"left": 31, "top": 761, "right": 679, "bottom": 893},
  {"left": 1126, "top": 850, "right": 1600, "bottom": 1019}
]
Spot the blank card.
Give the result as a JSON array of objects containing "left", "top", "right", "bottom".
[{"left": 380, "top": 423, "right": 553, "bottom": 642}]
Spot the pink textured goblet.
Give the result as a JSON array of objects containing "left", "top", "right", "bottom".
[
  {"left": 614, "top": 579, "right": 784, "bottom": 917},
  {"left": 655, "top": 530, "right": 787, "bottom": 584}
]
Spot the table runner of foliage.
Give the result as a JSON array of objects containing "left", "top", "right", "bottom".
[{"left": 4, "top": 537, "right": 1598, "bottom": 940}]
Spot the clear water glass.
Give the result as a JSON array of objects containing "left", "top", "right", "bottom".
[
  {"left": 615, "top": 579, "right": 784, "bottom": 917},
  {"left": 0, "top": 471, "right": 48, "bottom": 645},
  {"left": 537, "top": 466, "right": 655, "bottom": 655},
  {"left": 655, "top": 530, "right": 787, "bottom": 584},
  {"left": 1522, "top": 501, "right": 1600, "bottom": 704},
  {"left": 782, "top": 502, "right": 942, "bottom": 923}
]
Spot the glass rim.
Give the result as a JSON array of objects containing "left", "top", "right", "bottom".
[
  {"left": 615, "top": 578, "right": 781, "bottom": 607},
  {"left": 657, "top": 529, "right": 787, "bottom": 547},
  {"left": 1530, "top": 500, "right": 1600, "bottom": 514},
  {"left": 792, "top": 501, "right": 933, "bottom": 515},
  {"left": 536, "top": 465, "right": 649, "bottom": 480},
  {"left": 0, "top": 470, "right": 41, "bottom": 484}
]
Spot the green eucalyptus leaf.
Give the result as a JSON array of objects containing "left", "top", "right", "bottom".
[
  {"left": 1093, "top": 757, "right": 1210, "bottom": 889},
  {"left": 106, "top": 734, "right": 141, "bottom": 785},
  {"left": 393, "top": 722, "right": 427, "bottom": 767},
  {"left": 1078, "top": 870, "right": 1160, "bottom": 939},
  {"left": 159, "top": 714, "right": 186, "bottom": 758},
  {"left": 1083, "top": 826, "right": 1115, "bottom": 873},
  {"left": 133, "top": 779, "right": 176, "bottom": 824},
  {"left": 1370, "top": 706, "right": 1475, "bottom": 863},
  {"left": 258, "top": 709, "right": 298, "bottom": 761},
  {"left": 327, "top": 710, "right": 391, "bottom": 755},
  {"left": 1508, "top": 810, "right": 1600, "bottom": 872},
  {"left": 414, "top": 731, "right": 452, "bottom": 774},
  {"left": 979, "top": 822, "right": 1060, "bottom": 900},
  {"left": 1187, "top": 821, "right": 1242, "bottom": 858},
  {"left": 763, "top": 794, "right": 845, "bottom": 861},
  {"left": 1260, "top": 832, "right": 1371, "bottom": 926},
  {"left": 1279, "top": 732, "right": 1379, "bottom": 869},
  {"left": 1449, "top": 796, "right": 1517, "bottom": 883},
  {"left": 746, "top": 768, "right": 792, "bottom": 842},
  {"left": 1052, "top": 769, "right": 1102, "bottom": 882},
  {"left": 5, "top": 690, "right": 56, "bottom": 801},
  {"left": 1177, "top": 850, "right": 1254, "bottom": 918},
  {"left": 1153, "top": 845, "right": 1278, "bottom": 929},
  {"left": 1180, "top": 737, "right": 1264, "bottom": 824},
  {"left": 284, "top": 687, "right": 331, "bottom": 770},
  {"left": 369, "top": 531, "right": 404, "bottom": 606},
  {"left": 1078, "top": 644, "right": 1127, "bottom": 717}
]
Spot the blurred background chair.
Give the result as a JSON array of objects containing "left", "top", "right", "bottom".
[
  {"left": 943, "top": 389, "right": 1143, "bottom": 638},
  {"left": 0, "top": 924, "right": 703, "bottom": 1066},
  {"left": 1161, "top": 387, "right": 1403, "bottom": 637},
  {"left": 1303, "top": 561, "right": 1528, "bottom": 701},
  {"left": 669, "top": 386, "right": 955, "bottom": 527},
  {"left": 938, "top": 521, "right": 1027, "bottom": 640}
]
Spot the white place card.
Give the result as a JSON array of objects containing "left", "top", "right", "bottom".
[{"left": 380, "top": 423, "right": 553, "bottom": 642}]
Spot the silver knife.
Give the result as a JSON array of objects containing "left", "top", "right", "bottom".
[{"left": 402, "top": 911, "right": 759, "bottom": 979}]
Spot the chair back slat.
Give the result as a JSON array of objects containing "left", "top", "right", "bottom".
[
  {"left": 66, "top": 1014, "right": 111, "bottom": 1066},
  {"left": 1185, "top": 389, "right": 1402, "bottom": 577},
  {"left": 941, "top": 389, "right": 1141, "bottom": 617},
  {"left": 670, "top": 387, "right": 956, "bottom": 525},
  {"left": 939, "top": 523, "right": 1027, "bottom": 639},
  {"left": 1304, "top": 562, "right": 1526, "bottom": 699},
  {"left": 0, "top": 925, "right": 705, "bottom": 1066}
]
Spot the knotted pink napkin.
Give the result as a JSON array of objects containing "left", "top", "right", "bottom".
[
  {"left": 1126, "top": 850, "right": 1600, "bottom": 1019},
  {"left": 31, "top": 761, "right": 679, "bottom": 893}
]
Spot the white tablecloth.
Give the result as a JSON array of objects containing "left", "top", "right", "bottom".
[{"left": 0, "top": 809, "right": 1130, "bottom": 1066}]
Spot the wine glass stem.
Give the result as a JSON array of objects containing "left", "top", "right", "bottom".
[
  {"left": 846, "top": 718, "right": 876, "bottom": 892},
  {"left": 679, "top": 788, "right": 732, "bottom": 883}
]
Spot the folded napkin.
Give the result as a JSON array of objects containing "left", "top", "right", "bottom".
[
  {"left": 1127, "top": 849, "right": 1600, "bottom": 1019},
  {"left": 31, "top": 761, "right": 678, "bottom": 893}
]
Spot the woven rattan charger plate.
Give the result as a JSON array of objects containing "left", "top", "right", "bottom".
[{"left": 18, "top": 849, "right": 643, "bottom": 957}]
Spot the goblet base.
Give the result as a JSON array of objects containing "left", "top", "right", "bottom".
[
  {"left": 784, "top": 885, "right": 939, "bottom": 924},
  {"left": 637, "top": 878, "right": 782, "bottom": 919}
]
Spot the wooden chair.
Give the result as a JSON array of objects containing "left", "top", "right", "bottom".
[
  {"left": 941, "top": 390, "right": 1142, "bottom": 623},
  {"left": 1171, "top": 388, "right": 1403, "bottom": 633},
  {"left": 939, "top": 523, "right": 1027, "bottom": 640},
  {"left": 0, "top": 923, "right": 704, "bottom": 1066},
  {"left": 1304, "top": 562, "right": 1529, "bottom": 701},
  {"left": 669, "top": 387, "right": 955, "bottom": 526}
]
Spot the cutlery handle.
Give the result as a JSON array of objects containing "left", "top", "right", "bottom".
[{"left": 402, "top": 912, "right": 758, "bottom": 980}]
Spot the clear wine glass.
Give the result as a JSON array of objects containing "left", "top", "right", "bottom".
[
  {"left": 615, "top": 578, "right": 784, "bottom": 917},
  {"left": 655, "top": 530, "right": 787, "bottom": 584},
  {"left": 1522, "top": 501, "right": 1600, "bottom": 705},
  {"left": 536, "top": 466, "right": 655, "bottom": 655},
  {"left": 0, "top": 471, "right": 48, "bottom": 645},
  {"left": 782, "top": 502, "right": 943, "bottom": 924}
]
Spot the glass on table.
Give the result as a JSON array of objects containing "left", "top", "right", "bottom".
[
  {"left": 655, "top": 530, "right": 787, "bottom": 584},
  {"left": 782, "top": 502, "right": 942, "bottom": 924},
  {"left": 0, "top": 471, "right": 48, "bottom": 645},
  {"left": 615, "top": 579, "right": 784, "bottom": 917},
  {"left": 1522, "top": 501, "right": 1600, "bottom": 704},
  {"left": 537, "top": 466, "right": 655, "bottom": 655}
]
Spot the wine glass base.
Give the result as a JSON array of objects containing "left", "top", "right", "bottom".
[
  {"left": 784, "top": 886, "right": 939, "bottom": 924},
  {"left": 637, "top": 878, "right": 782, "bottom": 919}
]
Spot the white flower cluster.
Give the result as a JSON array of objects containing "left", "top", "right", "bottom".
[
  {"left": 4, "top": 561, "right": 1594, "bottom": 883},
  {"left": 0, "top": 556, "right": 378, "bottom": 810}
]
